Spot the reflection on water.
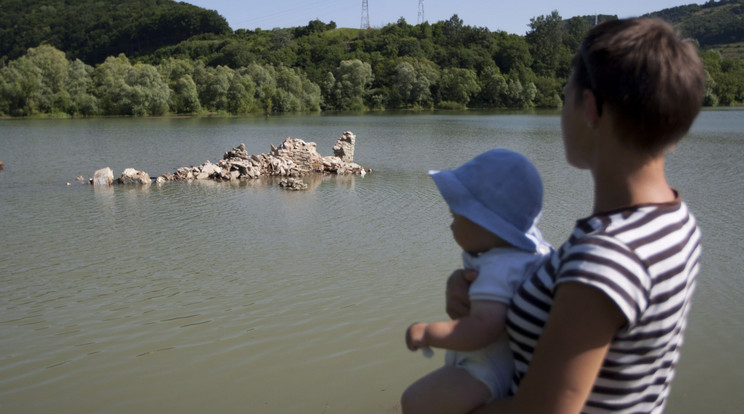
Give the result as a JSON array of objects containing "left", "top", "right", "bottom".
[{"left": 0, "top": 111, "right": 742, "bottom": 413}]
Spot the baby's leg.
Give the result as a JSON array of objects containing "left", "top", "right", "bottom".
[{"left": 401, "top": 365, "right": 491, "bottom": 414}]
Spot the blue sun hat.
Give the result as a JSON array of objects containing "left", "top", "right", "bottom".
[{"left": 430, "top": 149, "right": 547, "bottom": 253}]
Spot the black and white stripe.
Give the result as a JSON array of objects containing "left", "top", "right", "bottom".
[{"left": 507, "top": 199, "right": 701, "bottom": 413}]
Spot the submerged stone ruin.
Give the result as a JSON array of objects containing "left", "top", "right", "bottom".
[{"left": 85, "top": 131, "right": 367, "bottom": 191}]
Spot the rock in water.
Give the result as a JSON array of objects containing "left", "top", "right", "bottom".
[
  {"left": 118, "top": 168, "right": 151, "bottom": 185},
  {"left": 279, "top": 177, "right": 308, "bottom": 191},
  {"left": 93, "top": 167, "right": 114, "bottom": 186}
]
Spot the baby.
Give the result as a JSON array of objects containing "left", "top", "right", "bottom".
[{"left": 401, "top": 149, "right": 551, "bottom": 414}]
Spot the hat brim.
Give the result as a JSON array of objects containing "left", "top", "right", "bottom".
[{"left": 430, "top": 169, "right": 538, "bottom": 252}]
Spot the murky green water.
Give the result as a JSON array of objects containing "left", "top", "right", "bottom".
[{"left": 1, "top": 110, "right": 742, "bottom": 413}]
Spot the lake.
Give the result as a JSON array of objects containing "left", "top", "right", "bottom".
[{"left": 1, "top": 110, "right": 742, "bottom": 413}]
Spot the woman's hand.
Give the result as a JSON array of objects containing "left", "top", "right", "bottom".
[{"left": 445, "top": 269, "right": 477, "bottom": 319}]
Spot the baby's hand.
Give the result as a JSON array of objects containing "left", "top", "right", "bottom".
[{"left": 405, "top": 322, "right": 428, "bottom": 351}]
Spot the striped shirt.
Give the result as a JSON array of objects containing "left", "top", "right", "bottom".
[{"left": 507, "top": 196, "right": 701, "bottom": 413}]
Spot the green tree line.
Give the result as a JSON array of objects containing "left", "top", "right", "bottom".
[
  {"left": 2, "top": 8, "right": 743, "bottom": 116},
  {"left": 0, "top": 45, "right": 323, "bottom": 116}
]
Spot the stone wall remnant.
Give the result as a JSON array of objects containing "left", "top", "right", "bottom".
[
  {"left": 333, "top": 131, "right": 355, "bottom": 163},
  {"left": 84, "top": 132, "right": 367, "bottom": 191}
]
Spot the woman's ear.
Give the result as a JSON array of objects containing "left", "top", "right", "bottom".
[{"left": 582, "top": 89, "right": 600, "bottom": 129}]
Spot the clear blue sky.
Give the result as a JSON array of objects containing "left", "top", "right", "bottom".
[{"left": 184, "top": 0, "right": 704, "bottom": 35}]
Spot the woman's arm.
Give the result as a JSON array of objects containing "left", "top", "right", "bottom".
[
  {"left": 407, "top": 300, "right": 508, "bottom": 352},
  {"left": 445, "top": 269, "right": 477, "bottom": 319},
  {"left": 473, "top": 282, "right": 626, "bottom": 414}
]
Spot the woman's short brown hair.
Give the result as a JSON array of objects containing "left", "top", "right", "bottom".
[{"left": 572, "top": 18, "right": 705, "bottom": 154}]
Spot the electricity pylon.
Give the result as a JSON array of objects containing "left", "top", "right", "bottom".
[{"left": 361, "top": 0, "right": 370, "bottom": 29}]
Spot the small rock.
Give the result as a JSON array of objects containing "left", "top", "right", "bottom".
[{"left": 279, "top": 177, "right": 308, "bottom": 191}]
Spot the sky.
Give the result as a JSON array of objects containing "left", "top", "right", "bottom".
[{"left": 183, "top": 0, "right": 705, "bottom": 35}]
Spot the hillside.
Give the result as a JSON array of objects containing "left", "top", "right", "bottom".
[
  {"left": 3, "top": 1, "right": 744, "bottom": 65},
  {"left": 648, "top": 0, "right": 744, "bottom": 49},
  {"left": 0, "top": 0, "right": 231, "bottom": 64},
  {"left": 1, "top": 1, "right": 742, "bottom": 117}
]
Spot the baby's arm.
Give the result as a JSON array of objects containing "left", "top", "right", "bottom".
[{"left": 406, "top": 300, "right": 508, "bottom": 352}]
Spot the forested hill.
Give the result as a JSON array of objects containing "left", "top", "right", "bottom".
[
  {"left": 647, "top": 0, "right": 744, "bottom": 47},
  {"left": 3, "top": 0, "right": 744, "bottom": 66},
  {"left": 1, "top": 1, "right": 743, "bottom": 117},
  {"left": 0, "top": 0, "right": 231, "bottom": 63}
]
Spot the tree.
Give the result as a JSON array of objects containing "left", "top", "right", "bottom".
[
  {"left": 17, "top": 45, "right": 73, "bottom": 113},
  {"left": 564, "top": 17, "right": 590, "bottom": 53},
  {"left": 439, "top": 67, "right": 480, "bottom": 106},
  {"left": 493, "top": 33, "right": 532, "bottom": 75},
  {"left": 159, "top": 58, "right": 199, "bottom": 113},
  {"left": 93, "top": 54, "right": 133, "bottom": 114},
  {"left": 501, "top": 77, "right": 537, "bottom": 109},
  {"left": 532, "top": 76, "right": 562, "bottom": 108},
  {"left": 220, "top": 41, "right": 257, "bottom": 69},
  {"left": 125, "top": 64, "right": 169, "bottom": 116},
  {"left": 702, "top": 69, "right": 719, "bottom": 106},
  {"left": 25, "top": 45, "right": 68, "bottom": 95},
  {"left": 391, "top": 58, "right": 439, "bottom": 108},
  {"left": 714, "top": 57, "right": 744, "bottom": 105},
  {"left": 66, "top": 59, "right": 99, "bottom": 115},
  {"left": 700, "top": 49, "right": 744, "bottom": 106},
  {"left": 526, "top": 11, "right": 566, "bottom": 77},
  {"left": 172, "top": 75, "right": 201, "bottom": 113},
  {"left": 224, "top": 71, "right": 255, "bottom": 114},
  {"left": 442, "top": 15, "right": 465, "bottom": 46},
  {"left": 326, "top": 59, "right": 374, "bottom": 110},
  {"left": 193, "top": 64, "right": 232, "bottom": 112},
  {"left": 243, "top": 63, "right": 277, "bottom": 113},
  {"left": 92, "top": 54, "right": 168, "bottom": 116},
  {"left": 0, "top": 60, "right": 42, "bottom": 116},
  {"left": 478, "top": 65, "right": 508, "bottom": 106},
  {"left": 293, "top": 19, "right": 336, "bottom": 38},
  {"left": 391, "top": 62, "right": 417, "bottom": 106},
  {"left": 275, "top": 66, "right": 321, "bottom": 112}
]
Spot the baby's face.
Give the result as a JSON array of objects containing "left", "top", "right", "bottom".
[{"left": 449, "top": 212, "right": 507, "bottom": 254}]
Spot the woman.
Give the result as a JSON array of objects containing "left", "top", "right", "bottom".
[{"left": 447, "top": 18, "right": 705, "bottom": 413}]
